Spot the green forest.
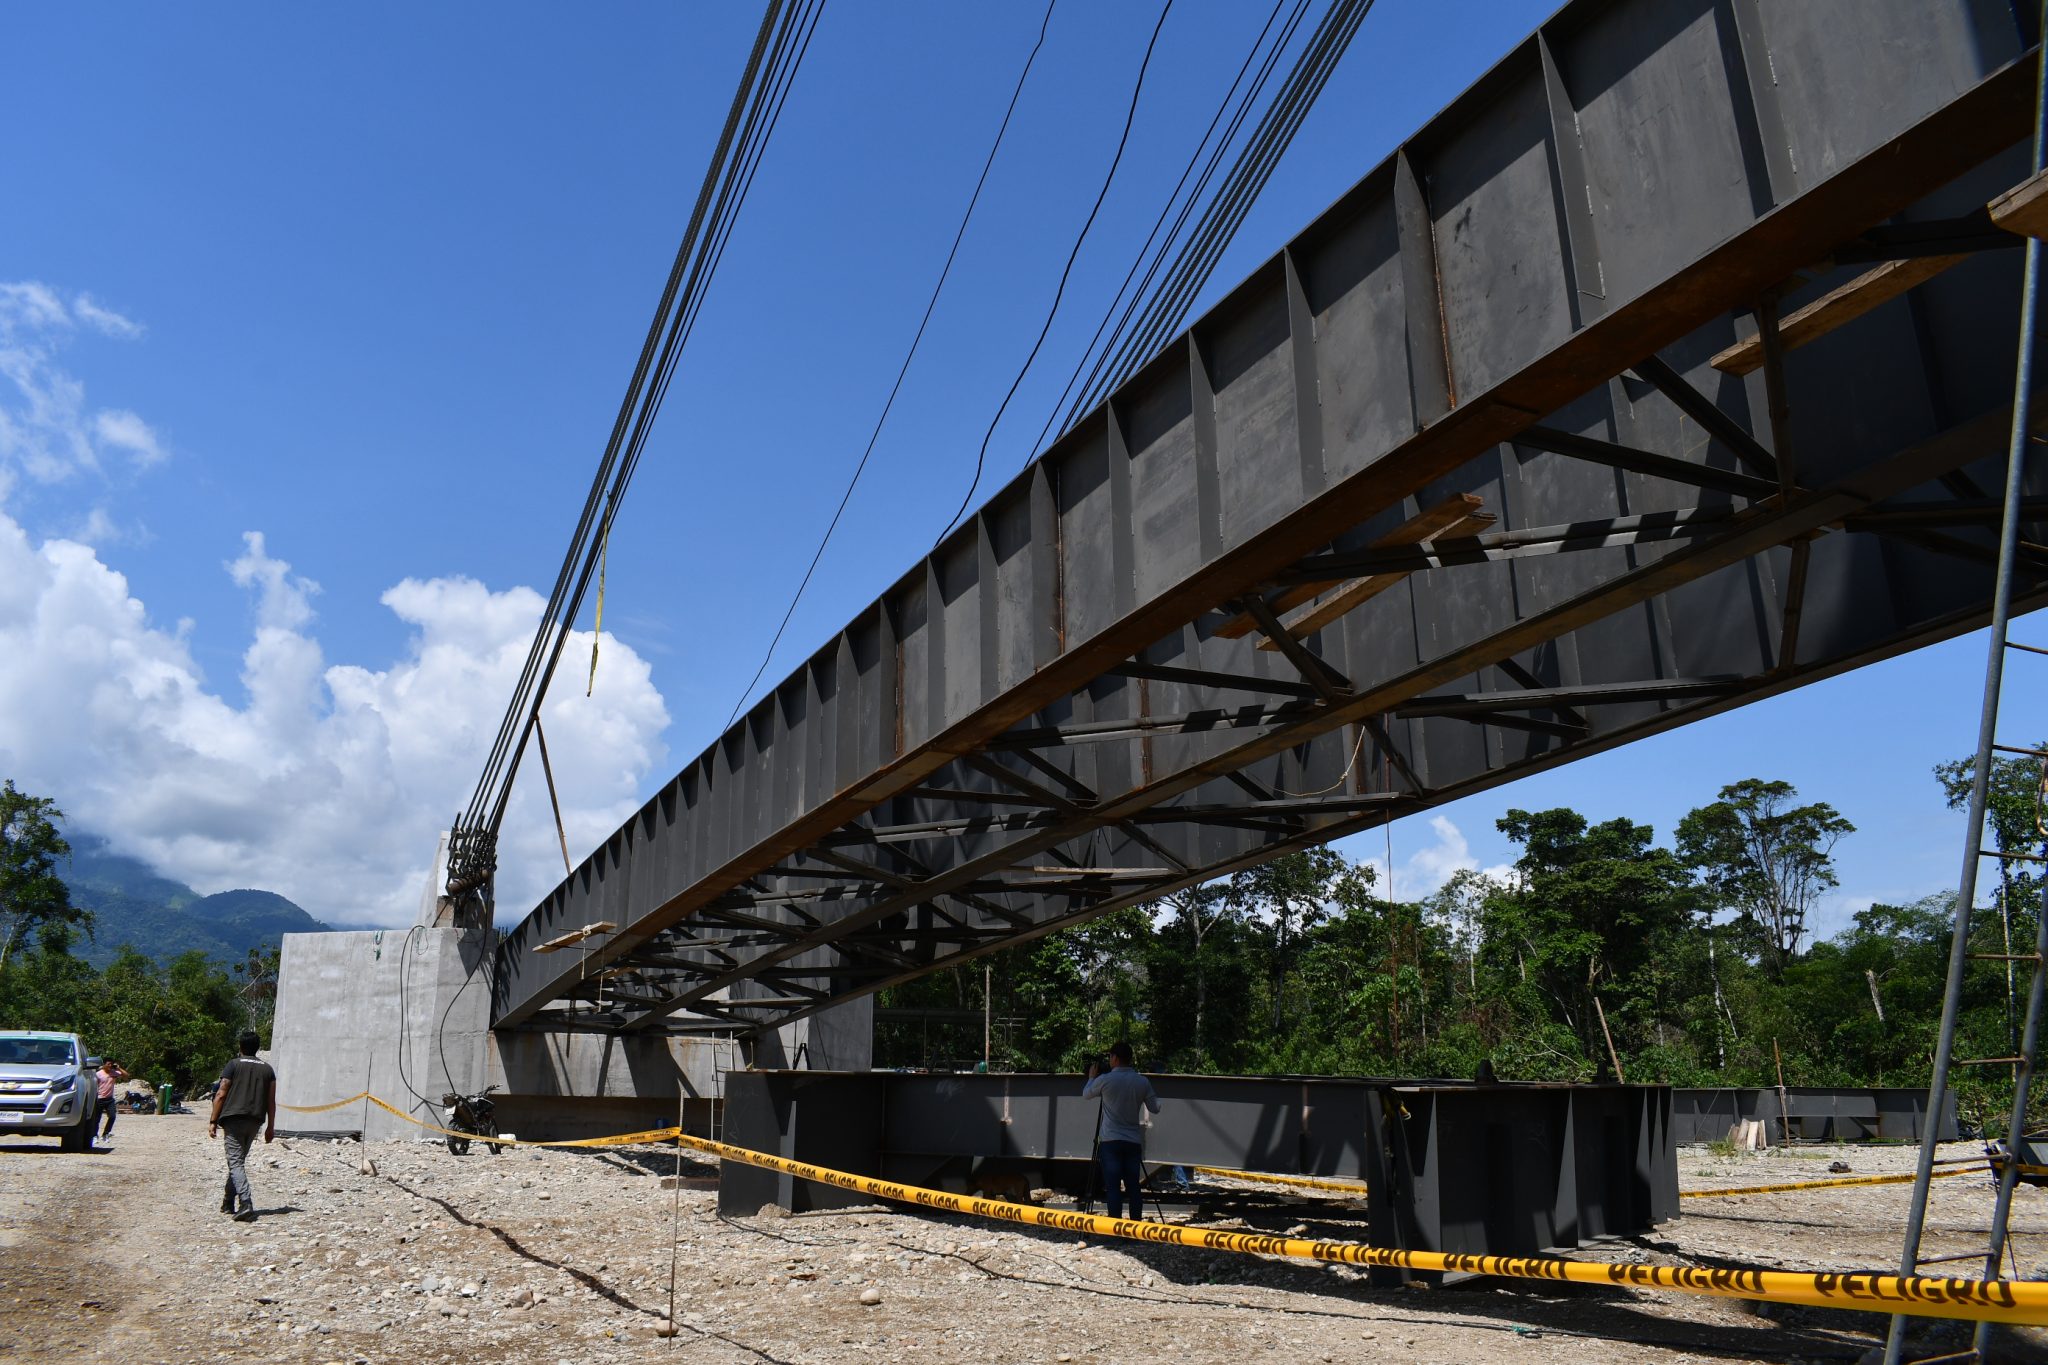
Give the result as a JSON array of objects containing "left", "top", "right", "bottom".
[
  {"left": 4, "top": 748, "right": 2045, "bottom": 1125},
  {"left": 876, "top": 754, "right": 2048, "bottom": 1135},
  {"left": 0, "top": 781, "right": 277, "bottom": 1090}
]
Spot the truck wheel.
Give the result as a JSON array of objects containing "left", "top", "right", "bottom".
[{"left": 62, "top": 1115, "right": 90, "bottom": 1152}]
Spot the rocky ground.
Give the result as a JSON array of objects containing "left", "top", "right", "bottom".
[{"left": 3, "top": 1113, "right": 2045, "bottom": 1363}]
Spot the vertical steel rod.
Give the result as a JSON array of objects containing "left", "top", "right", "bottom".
[
  {"left": 1884, "top": 18, "right": 2048, "bottom": 1360},
  {"left": 1974, "top": 878, "right": 2048, "bottom": 1357}
]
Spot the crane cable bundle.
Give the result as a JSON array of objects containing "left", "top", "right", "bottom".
[
  {"left": 448, "top": 0, "right": 821, "bottom": 905},
  {"left": 734, "top": 0, "right": 1377, "bottom": 718},
  {"left": 1050, "top": 0, "right": 1375, "bottom": 444}
]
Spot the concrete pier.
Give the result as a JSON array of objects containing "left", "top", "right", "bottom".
[{"left": 269, "top": 852, "right": 872, "bottom": 1141}]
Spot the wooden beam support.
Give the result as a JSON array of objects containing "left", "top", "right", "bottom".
[
  {"left": 1991, "top": 167, "right": 2048, "bottom": 239},
  {"left": 532, "top": 921, "right": 618, "bottom": 953},
  {"left": 1710, "top": 255, "right": 1969, "bottom": 375},
  {"left": 1218, "top": 494, "right": 1491, "bottom": 640},
  {"left": 1257, "top": 505, "right": 1497, "bottom": 651}
]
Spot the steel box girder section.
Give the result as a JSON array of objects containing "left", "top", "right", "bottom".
[
  {"left": 595, "top": 356, "right": 2048, "bottom": 1031},
  {"left": 492, "top": 1, "right": 2037, "bottom": 1030},
  {"left": 639, "top": 395, "right": 2048, "bottom": 1037}
]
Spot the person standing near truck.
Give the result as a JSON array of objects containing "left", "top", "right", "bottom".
[
  {"left": 92, "top": 1059, "right": 127, "bottom": 1145},
  {"left": 208, "top": 1030, "right": 275, "bottom": 1221}
]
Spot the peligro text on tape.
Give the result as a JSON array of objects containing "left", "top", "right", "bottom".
[
  {"left": 285, "top": 1092, "right": 2048, "bottom": 1325},
  {"left": 676, "top": 1127, "right": 2048, "bottom": 1325}
]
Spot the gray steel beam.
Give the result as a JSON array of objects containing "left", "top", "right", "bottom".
[{"left": 495, "top": 0, "right": 2042, "bottom": 1033}]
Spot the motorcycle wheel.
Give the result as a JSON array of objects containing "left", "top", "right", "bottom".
[
  {"left": 446, "top": 1133, "right": 471, "bottom": 1156},
  {"left": 482, "top": 1119, "right": 503, "bottom": 1156}
]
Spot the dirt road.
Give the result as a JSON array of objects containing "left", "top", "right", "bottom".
[{"left": 1, "top": 1114, "right": 2040, "bottom": 1363}]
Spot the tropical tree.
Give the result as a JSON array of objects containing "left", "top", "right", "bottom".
[
  {"left": 1488, "top": 807, "right": 1700, "bottom": 1071},
  {"left": 1677, "top": 779, "right": 1853, "bottom": 974},
  {"left": 1224, "top": 847, "right": 1350, "bottom": 1035},
  {"left": 0, "top": 780, "right": 89, "bottom": 969},
  {"left": 1144, "top": 883, "right": 1255, "bottom": 1071}
]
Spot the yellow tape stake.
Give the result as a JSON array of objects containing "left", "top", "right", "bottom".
[{"left": 285, "top": 1095, "right": 2048, "bottom": 1325}]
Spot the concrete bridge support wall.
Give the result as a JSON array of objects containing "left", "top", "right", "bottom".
[{"left": 271, "top": 850, "right": 873, "bottom": 1141}]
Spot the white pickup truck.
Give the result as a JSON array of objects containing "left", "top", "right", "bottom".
[{"left": 0, "top": 1031, "right": 97, "bottom": 1151}]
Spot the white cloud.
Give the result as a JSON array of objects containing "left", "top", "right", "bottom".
[
  {"left": 92, "top": 409, "right": 164, "bottom": 467},
  {"left": 0, "top": 509, "right": 671, "bottom": 928},
  {"left": 72, "top": 295, "right": 143, "bottom": 340},
  {"left": 227, "top": 530, "right": 319, "bottom": 631},
  {"left": 0, "top": 282, "right": 68, "bottom": 332},
  {"left": 67, "top": 506, "right": 120, "bottom": 546},
  {"left": 1346, "top": 814, "right": 1517, "bottom": 903},
  {"left": 0, "top": 280, "right": 160, "bottom": 485}
]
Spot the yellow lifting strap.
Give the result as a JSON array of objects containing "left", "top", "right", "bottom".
[{"left": 586, "top": 530, "right": 607, "bottom": 697}]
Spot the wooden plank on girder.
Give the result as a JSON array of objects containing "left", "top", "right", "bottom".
[
  {"left": 1710, "top": 255, "right": 1969, "bottom": 376},
  {"left": 533, "top": 921, "right": 617, "bottom": 953},
  {"left": 1216, "top": 495, "right": 1489, "bottom": 640},
  {"left": 1991, "top": 167, "right": 2048, "bottom": 239},
  {"left": 1255, "top": 505, "right": 1497, "bottom": 650}
]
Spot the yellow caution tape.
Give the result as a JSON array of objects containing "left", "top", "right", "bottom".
[
  {"left": 281, "top": 1091, "right": 684, "bottom": 1150},
  {"left": 277, "top": 1093, "right": 382, "bottom": 1115},
  {"left": 287, "top": 1093, "right": 2048, "bottom": 1324},
  {"left": 1184, "top": 1164, "right": 1370, "bottom": 1195},
  {"left": 1681, "top": 1155, "right": 2048, "bottom": 1198},
  {"left": 674, "top": 1129, "right": 2048, "bottom": 1324},
  {"left": 1682, "top": 1167, "right": 1983, "bottom": 1199}
]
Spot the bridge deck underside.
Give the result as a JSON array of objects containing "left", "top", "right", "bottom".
[{"left": 494, "top": 0, "right": 2048, "bottom": 1036}]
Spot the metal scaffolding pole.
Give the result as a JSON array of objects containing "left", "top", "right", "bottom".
[{"left": 1883, "top": 11, "right": 2048, "bottom": 1359}]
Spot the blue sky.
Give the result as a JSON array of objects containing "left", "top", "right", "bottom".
[{"left": 0, "top": 0, "right": 2028, "bottom": 931}]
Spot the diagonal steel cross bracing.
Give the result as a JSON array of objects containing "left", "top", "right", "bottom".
[{"left": 494, "top": 0, "right": 2048, "bottom": 1036}]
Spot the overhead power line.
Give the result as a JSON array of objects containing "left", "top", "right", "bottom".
[
  {"left": 720, "top": 0, "right": 1060, "bottom": 733},
  {"left": 933, "top": 0, "right": 1177, "bottom": 546},
  {"left": 1024, "top": 0, "right": 1307, "bottom": 464},
  {"left": 724, "top": 0, "right": 1373, "bottom": 736},
  {"left": 449, "top": 0, "right": 822, "bottom": 906},
  {"left": 1058, "top": 0, "right": 1375, "bottom": 438}
]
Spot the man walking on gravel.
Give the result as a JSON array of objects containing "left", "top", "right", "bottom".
[
  {"left": 208, "top": 1030, "right": 275, "bottom": 1221},
  {"left": 1082, "top": 1040, "right": 1159, "bottom": 1220}
]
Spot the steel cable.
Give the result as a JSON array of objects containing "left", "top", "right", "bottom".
[
  {"left": 1070, "top": 0, "right": 1371, "bottom": 431},
  {"left": 459, "top": 0, "right": 791, "bottom": 849},
  {"left": 719, "top": 0, "right": 1060, "bottom": 730},
  {"left": 458, "top": 0, "right": 821, "bottom": 887},
  {"left": 492, "top": 0, "right": 826, "bottom": 838},
  {"left": 1026, "top": 0, "right": 1307, "bottom": 460},
  {"left": 933, "top": 0, "right": 1176, "bottom": 546}
]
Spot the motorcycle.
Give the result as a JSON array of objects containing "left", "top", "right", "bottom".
[{"left": 441, "top": 1084, "right": 502, "bottom": 1155}]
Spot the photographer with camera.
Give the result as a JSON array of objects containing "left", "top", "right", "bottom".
[{"left": 1081, "top": 1040, "right": 1159, "bottom": 1220}]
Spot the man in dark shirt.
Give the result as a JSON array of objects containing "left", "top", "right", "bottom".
[{"left": 208, "top": 1030, "right": 276, "bottom": 1221}]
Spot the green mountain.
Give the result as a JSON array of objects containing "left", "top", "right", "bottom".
[{"left": 59, "top": 836, "right": 331, "bottom": 967}]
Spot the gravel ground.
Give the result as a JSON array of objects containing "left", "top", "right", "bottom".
[{"left": 4, "top": 1113, "right": 2047, "bottom": 1364}]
